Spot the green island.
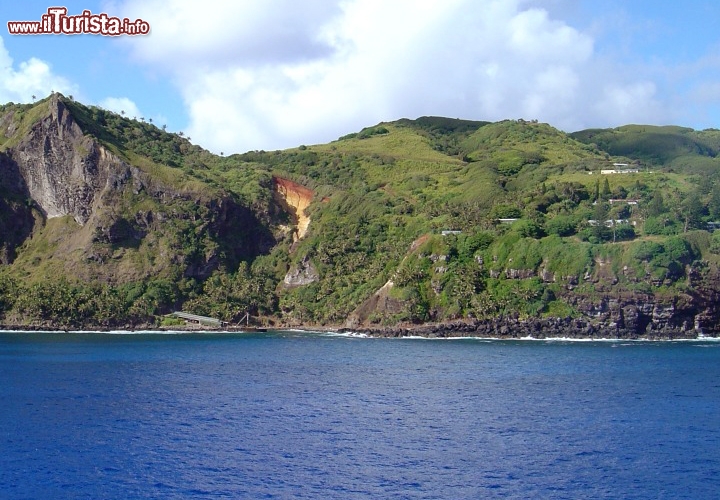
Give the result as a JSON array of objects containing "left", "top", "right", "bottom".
[{"left": 2, "top": 94, "right": 720, "bottom": 338}]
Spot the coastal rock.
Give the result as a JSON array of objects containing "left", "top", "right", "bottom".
[
  {"left": 345, "top": 279, "right": 405, "bottom": 328},
  {"left": 283, "top": 256, "right": 319, "bottom": 287},
  {"left": 352, "top": 290, "right": 715, "bottom": 340}
]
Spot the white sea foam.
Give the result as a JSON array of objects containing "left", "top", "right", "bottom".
[
  {"left": 319, "top": 330, "right": 369, "bottom": 338},
  {"left": 696, "top": 332, "right": 720, "bottom": 341},
  {"left": 104, "top": 330, "right": 189, "bottom": 335},
  {"left": 526, "top": 336, "right": 720, "bottom": 343},
  {"left": 529, "top": 336, "right": 619, "bottom": 342},
  {"left": 0, "top": 329, "right": 201, "bottom": 335},
  {"left": 445, "top": 337, "right": 494, "bottom": 341},
  {"left": 2, "top": 328, "right": 717, "bottom": 342},
  {"left": 0, "top": 330, "right": 56, "bottom": 334},
  {"left": 391, "top": 335, "right": 614, "bottom": 342},
  {"left": 386, "top": 334, "right": 720, "bottom": 343}
]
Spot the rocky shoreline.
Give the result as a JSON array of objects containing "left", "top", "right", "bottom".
[
  {"left": 2, "top": 304, "right": 719, "bottom": 340},
  {"left": 348, "top": 289, "right": 720, "bottom": 340},
  {"left": 346, "top": 316, "right": 712, "bottom": 339}
]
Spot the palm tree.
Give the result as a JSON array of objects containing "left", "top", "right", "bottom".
[
  {"left": 31, "top": 94, "right": 36, "bottom": 101},
  {"left": 120, "top": 110, "right": 125, "bottom": 116}
]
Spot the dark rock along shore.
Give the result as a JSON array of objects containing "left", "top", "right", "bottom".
[{"left": 348, "top": 293, "right": 719, "bottom": 339}]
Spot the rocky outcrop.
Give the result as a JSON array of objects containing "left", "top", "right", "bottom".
[
  {"left": 686, "top": 263, "right": 720, "bottom": 333},
  {"left": 349, "top": 313, "right": 704, "bottom": 339},
  {"left": 505, "top": 268, "right": 536, "bottom": 279},
  {"left": 8, "top": 95, "right": 134, "bottom": 225},
  {"left": 345, "top": 261, "right": 720, "bottom": 338},
  {"left": 347, "top": 287, "right": 717, "bottom": 339},
  {"left": 0, "top": 95, "right": 274, "bottom": 279},
  {"left": 283, "top": 256, "right": 319, "bottom": 287},
  {"left": 0, "top": 154, "right": 36, "bottom": 263},
  {"left": 345, "top": 279, "right": 406, "bottom": 328}
]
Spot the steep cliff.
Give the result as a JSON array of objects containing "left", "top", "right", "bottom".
[
  {"left": 7, "top": 96, "right": 126, "bottom": 224},
  {"left": 0, "top": 95, "right": 273, "bottom": 283}
]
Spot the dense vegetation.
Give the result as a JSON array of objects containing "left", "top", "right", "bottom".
[{"left": 1, "top": 95, "right": 720, "bottom": 329}]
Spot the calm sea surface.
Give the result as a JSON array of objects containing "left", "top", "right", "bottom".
[{"left": 0, "top": 330, "right": 718, "bottom": 499}]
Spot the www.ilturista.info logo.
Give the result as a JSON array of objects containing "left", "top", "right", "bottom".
[{"left": 8, "top": 7, "right": 150, "bottom": 36}]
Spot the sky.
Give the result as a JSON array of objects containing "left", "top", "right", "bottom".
[{"left": 2, "top": 0, "right": 720, "bottom": 154}]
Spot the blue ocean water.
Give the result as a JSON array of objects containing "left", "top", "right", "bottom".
[{"left": 0, "top": 331, "right": 718, "bottom": 499}]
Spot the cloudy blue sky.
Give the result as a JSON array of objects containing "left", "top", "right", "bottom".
[{"left": 2, "top": 1, "right": 720, "bottom": 153}]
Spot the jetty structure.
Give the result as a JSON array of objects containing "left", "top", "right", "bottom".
[
  {"left": 169, "top": 311, "right": 267, "bottom": 332},
  {"left": 170, "top": 311, "right": 227, "bottom": 328}
]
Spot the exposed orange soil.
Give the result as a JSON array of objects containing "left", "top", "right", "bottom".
[{"left": 273, "top": 177, "right": 314, "bottom": 240}]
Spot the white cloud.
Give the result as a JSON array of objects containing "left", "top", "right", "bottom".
[
  {"left": 109, "top": 0, "right": 342, "bottom": 69},
  {"left": 0, "top": 36, "right": 77, "bottom": 103},
  {"left": 593, "top": 82, "right": 662, "bottom": 126},
  {"left": 113, "top": 0, "right": 673, "bottom": 153}
]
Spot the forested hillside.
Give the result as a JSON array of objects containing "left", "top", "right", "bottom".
[{"left": 1, "top": 94, "right": 720, "bottom": 337}]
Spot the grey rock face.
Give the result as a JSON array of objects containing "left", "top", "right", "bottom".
[
  {"left": 283, "top": 256, "right": 319, "bottom": 286},
  {"left": 10, "top": 96, "right": 134, "bottom": 225}
]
